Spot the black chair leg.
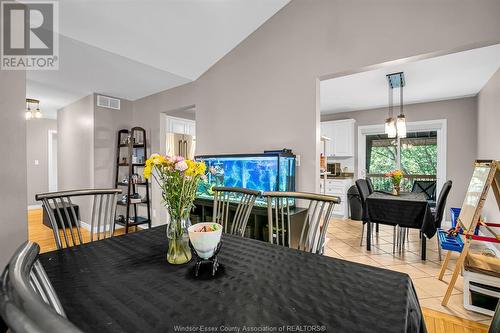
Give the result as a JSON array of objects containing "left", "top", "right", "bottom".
[{"left": 376, "top": 223, "right": 379, "bottom": 233}]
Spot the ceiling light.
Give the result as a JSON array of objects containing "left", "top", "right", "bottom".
[
  {"left": 397, "top": 114, "right": 407, "bottom": 138},
  {"left": 25, "top": 108, "right": 33, "bottom": 120},
  {"left": 26, "top": 98, "right": 42, "bottom": 120},
  {"left": 385, "top": 118, "right": 397, "bottom": 138},
  {"left": 385, "top": 72, "right": 407, "bottom": 138}
]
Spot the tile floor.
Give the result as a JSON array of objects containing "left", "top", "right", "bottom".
[{"left": 324, "top": 218, "right": 493, "bottom": 326}]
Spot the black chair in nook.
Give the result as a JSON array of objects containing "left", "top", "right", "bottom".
[
  {"left": 355, "top": 179, "right": 374, "bottom": 247},
  {"left": 433, "top": 180, "right": 453, "bottom": 260}
]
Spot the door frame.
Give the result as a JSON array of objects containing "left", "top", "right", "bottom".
[
  {"left": 357, "top": 119, "right": 447, "bottom": 196},
  {"left": 48, "top": 129, "right": 58, "bottom": 192}
]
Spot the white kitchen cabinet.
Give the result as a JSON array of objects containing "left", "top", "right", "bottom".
[
  {"left": 167, "top": 116, "right": 196, "bottom": 136},
  {"left": 319, "top": 178, "right": 353, "bottom": 219},
  {"left": 320, "top": 119, "right": 355, "bottom": 157}
]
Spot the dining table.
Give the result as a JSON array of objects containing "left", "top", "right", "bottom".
[
  {"left": 365, "top": 191, "right": 437, "bottom": 260},
  {"left": 38, "top": 225, "right": 427, "bottom": 333}
]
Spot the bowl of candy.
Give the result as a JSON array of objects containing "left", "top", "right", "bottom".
[{"left": 188, "top": 223, "right": 223, "bottom": 259}]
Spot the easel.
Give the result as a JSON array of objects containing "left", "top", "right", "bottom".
[{"left": 439, "top": 160, "right": 500, "bottom": 306}]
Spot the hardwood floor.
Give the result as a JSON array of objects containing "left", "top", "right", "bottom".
[
  {"left": 27, "top": 208, "right": 491, "bottom": 332},
  {"left": 28, "top": 208, "right": 130, "bottom": 253},
  {"left": 422, "top": 308, "right": 489, "bottom": 333}
]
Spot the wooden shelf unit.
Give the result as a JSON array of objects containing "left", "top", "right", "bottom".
[{"left": 114, "top": 127, "right": 152, "bottom": 233}]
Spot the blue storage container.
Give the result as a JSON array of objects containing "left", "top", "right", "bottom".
[{"left": 438, "top": 229, "right": 464, "bottom": 252}]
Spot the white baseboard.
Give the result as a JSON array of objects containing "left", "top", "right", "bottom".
[{"left": 28, "top": 204, "right": 42, "bottom": 210}]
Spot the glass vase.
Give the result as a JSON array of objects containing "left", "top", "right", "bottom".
[
  {"left": 392, "top": 184, "right": 401, "bottom": 196},
  {"left": 166, "top": 214, "right": 192, "bottom": 265}
]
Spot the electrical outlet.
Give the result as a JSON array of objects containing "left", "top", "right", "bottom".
[
  {"left": 34, "top": 160, "right": 39, "bottom": 165},
  {"left": 296, "top": 155, "right": 301, "bottom": 167}
]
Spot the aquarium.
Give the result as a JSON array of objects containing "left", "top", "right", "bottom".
[{"left": 195, "top": 151, "right": 296, "bottom": 206}]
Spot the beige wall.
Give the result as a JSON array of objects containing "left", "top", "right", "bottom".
[
  {"left": 58, "top": 94, "right": 133, "bottom": 226},
  {"left": 94, "top": 94, "right": 133, "bottom": 188},
  {"left": 477, "top": 69, "right": 500, "bottom": 222},
  {"left": 58, "top": 95, "right": 94, "bottom": 223},
  {"left": 322, "top": 97, "right": 478, "bottom": 217},
  {"left": 0, "top": 69, "right": 27, "bottom": 268},
  {"left": 58, "top": 95, "right": 94, "bottom": 191},
  {"left": 132, "top": 0, "right": 500, "bottom": 224},
  {"left": 26, "top": 119, "right": 57, "bottom": 206}
]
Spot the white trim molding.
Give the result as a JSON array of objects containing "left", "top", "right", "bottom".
[
  {"left": 357, "top": 119, "right": 447, "bottom": 197},
  {"left": 48, "top": 130, "right": 58, "bottom": 192}
]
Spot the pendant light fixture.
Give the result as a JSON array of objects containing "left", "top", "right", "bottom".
[
  {"left": 385, "top": 72, "right": 406, "bottom": 138},
  {"left": 26, "top": 98, "right": 42, "bottom": 119},
  {"left": 385, "top": 83, "right": 397, "bottom": 138}
]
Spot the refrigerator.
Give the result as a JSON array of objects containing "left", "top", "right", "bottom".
[{"left": 166, "top": 133, "right": 195, "bottom": 159}]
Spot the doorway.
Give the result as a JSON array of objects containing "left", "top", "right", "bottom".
[{"left": 48, "top": 130, "right": 58, "bottom": 192}]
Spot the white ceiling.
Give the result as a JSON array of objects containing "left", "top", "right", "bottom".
[
  {"left": 28, "top": 0, "right": 290, "bottom": 118},
  {"left": 320, "top": 43, "right": 500, "bottom": 114}
]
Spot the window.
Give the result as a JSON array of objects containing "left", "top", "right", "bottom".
[{"left": 366, "top": 131, "right": 437, "bottom": 192}]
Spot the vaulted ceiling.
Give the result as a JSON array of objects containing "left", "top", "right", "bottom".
[
  {"left": 320, "top": 43, "right": 500, "bottom": 114},
  {"left": 27, "top": 0, "right": 290, "bottom": 118}
]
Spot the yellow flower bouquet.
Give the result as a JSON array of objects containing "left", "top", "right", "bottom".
[
  {"left": 385, "top": 169, "right": 404, "bottom": 195},
  {"left": 144, "top": 154, "right": 206, "bottom": 264}
]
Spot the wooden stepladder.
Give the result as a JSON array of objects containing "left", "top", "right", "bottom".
[{"left": 439, "top": 160, "right": 500, "bottom": 306}]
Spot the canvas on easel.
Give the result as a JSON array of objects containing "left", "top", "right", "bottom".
[{"left": 439, "top": 160, "right": 500, "bottom": 306}]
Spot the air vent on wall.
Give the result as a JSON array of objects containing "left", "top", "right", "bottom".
[{"left": 97, "top": 95, "right": 121, "bottom": 110}]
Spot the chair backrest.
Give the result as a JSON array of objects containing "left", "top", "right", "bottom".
[
  {"left": 411, "top": 180, "right": 437, "bottom": 201},
  {"left": 0, "top": 242, "right": 82, "bottom": 333},
  {"left": 434, "top": 180, "right": 452, "bottom": 228},
  {"left": 263, "top": 191, "right": 340, "bottom": 254},
  {"left": 36, "top": 189, "right": 122, "bottom": 249},
  {"left": 355, "top": 179, "right": 371, "bottom": 204},
  {"left": 366, "top": 178, "right": 374, "bottom": 194},
  {"left": 212, "top": 187, "right": 261, "bottom": 237},
  {"left": 355, "top": 179, "right": 372, "bottom": 223}
]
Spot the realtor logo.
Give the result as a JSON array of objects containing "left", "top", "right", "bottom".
[{"left": 1, "top": 0, "right": 59, "bottom": 70}]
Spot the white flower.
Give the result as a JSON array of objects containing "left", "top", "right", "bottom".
[{"left": 175, "top": 160, "right": 188, "bottom": 172}]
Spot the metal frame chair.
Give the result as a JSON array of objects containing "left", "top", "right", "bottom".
[
  {"left": 0, "top": 241, "right": 82, "bottom": 333},
  {"left": 212, "top": 187, "right": 261, "bottom": 237},
  {"left": 263, "top": 191, "right": 340, "bottom": 254},
  {"left": 36, "top": 189, "right": 122, "bottom": 249}
]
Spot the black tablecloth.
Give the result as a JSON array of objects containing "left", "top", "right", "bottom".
[
  {"left": 39, "top": 226, "right": 426, "bottom": 333},
  {"left": 366, "top": 192, "right": 436, "bottom": 238}
]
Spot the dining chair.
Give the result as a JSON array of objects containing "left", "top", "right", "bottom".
[
  {"left": 0, "top": 241, "right": 83, "bottom": 333},
  {"left": 412, "top": 180, "right": 437, "bottom": 205},
  {"left": 356, "top": 179, "right": 401, "bottom": 252},
  {"left": 263, "top": 191, "right": 340, "bottom": 254},
  {"left": 433, "top": 180, "right": 452, "bottom": 261},
  {"left": 212, "top": 187, "right": 261, "bottom": 237},
  {"left": 355, "top": 179, "right": 377, "bottom": 246},
  {"left": 365, "top": 178, "right": 380, "bottom": 233},
  {"left": 366, "top": 177, "right": 375, "bottom": 194},
  {"left": 36, "top": 189, "right": 122, "bottom": 249}
]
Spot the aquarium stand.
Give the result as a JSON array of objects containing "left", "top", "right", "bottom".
[{"left": 189, "top": 241, "right": 222, "bottom": 277}]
